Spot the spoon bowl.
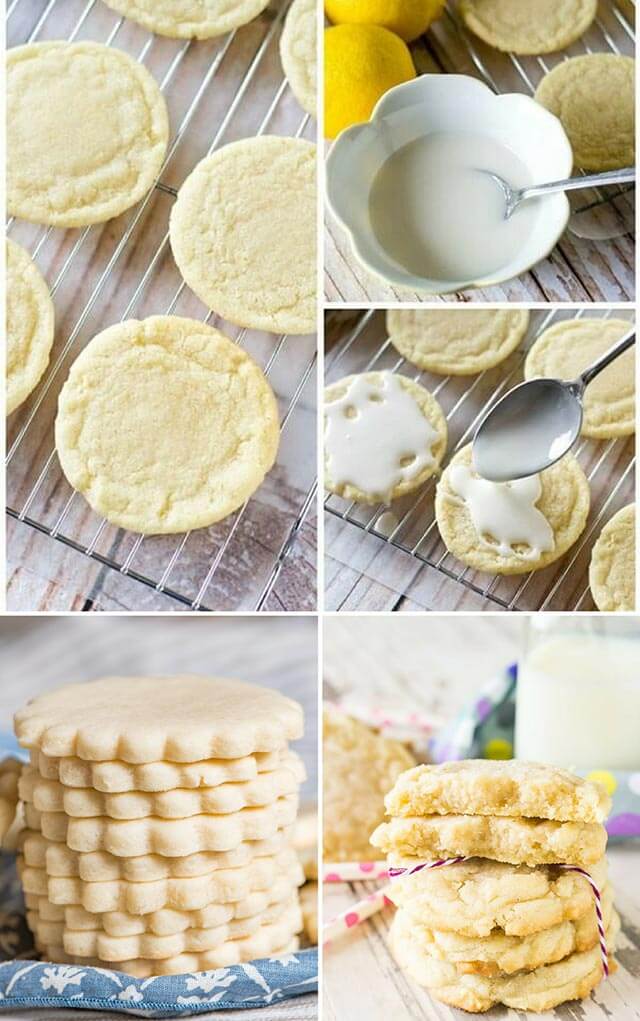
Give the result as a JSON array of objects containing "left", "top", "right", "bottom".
[{"left": 473, "top": 378, "right": 584, "bottom": 482}]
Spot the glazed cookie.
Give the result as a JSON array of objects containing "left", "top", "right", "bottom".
[
  {"left": 6, "top": 239, "right": 55, "bottom": 415},
  {"left": 371, "top": 814, "right": 607, "bottom": 867},
  {"left": 459, "top": 0, "right": 597, "bottom": 54},
  {"left": 7, "top": 42, "right": 168, "bottom": 226},
  {"left": 62, "top": 875, "right": 299, "bottom": 938},
  {"left": 385, "top": 760, "right": 611, "bottom": 823},
  {"left": 391, "top": 910, "right": 618, "bottom": 1012},
  {"left": 524, "top": 318, "right": 634, "bottom": 438},
  {"left": 386, "top": 309, "right": 529, "bottom": 376},
  {"left": 54, "top": 316, "right": 280, "bottom": 534},
  {"left": 31, "top": 747, "right": 285, "bottom": 793},
  {"left": 408, "top": 885, "right": 614, "bottom": 976},
  {"left": 280, "top": 0, "right": 316, "bottom": 117},
  {"left": 62, "top": 896, "right": 301, "bottom": 961},
  {"left": 170, "top": 137, "right": 316, "bottom": 334},
  {"left": 101, "top": 0, "right": 270, "bottom": 38},
  {"left": 15, "top": 675, "right": 302, "bottom": 762},
  {"left": 534, "top": 55, "right": 635, "bottom": 171},
  {"left": 388, "top": 857, "right": 609, "bottom": 938},
  {"left": 589, "top": 503, "right": 636, "bottom": 612},
  {"left": 323, "top": 709, "right": 415, "bottom": 862},
  {"left": 21, "top": 755, "right": 304, "bottom": 819},
  {"left": 324, "top": 371, "right": 448, "bottom": 504},
  {"left": 435, "top": 444, "right": 590, "bottom": 575}
]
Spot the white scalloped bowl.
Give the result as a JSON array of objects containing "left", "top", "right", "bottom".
[{"left": 326, "top": 74, "right": 574, "bottom": 295}]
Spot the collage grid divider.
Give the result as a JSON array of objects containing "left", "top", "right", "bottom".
[
  {"left": 324, "top": 309, "right": 636, "bottom": 611},
  {"left": 6, "top": 0, "right": 318, "bottom": 612}
]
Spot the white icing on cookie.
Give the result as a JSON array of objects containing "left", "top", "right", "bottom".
[{"left": 325, "top": 372, "right": 440, "bottom": 503}]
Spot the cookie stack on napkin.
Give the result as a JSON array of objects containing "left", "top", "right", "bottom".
[
  {"left": 13, "top": 675, "right": 307, "bottom": 977},
  {"left": 371, "top": 760, "right": 617, "bottom": 1013}
]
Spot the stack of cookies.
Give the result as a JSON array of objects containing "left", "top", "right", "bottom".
[
  {"left": 13, "top": 675, "right": 307, "bottom": 977},
  {"left": 371, "top": 760, "right": 617, "bottom": 1013}
]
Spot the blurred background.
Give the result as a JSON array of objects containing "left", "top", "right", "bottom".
[{"left": 0, "top": 615, "right": 318, "bottom": 802}]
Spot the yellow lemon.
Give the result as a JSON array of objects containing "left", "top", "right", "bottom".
[
  {"left": 324, "top": 24, "right": 416, "bottom": 139},
  {"left": 325, "top": 0, "right": 445, "bottom": 42}
]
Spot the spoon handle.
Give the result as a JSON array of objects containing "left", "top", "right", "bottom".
[
  {"left": 520, "top": 167, "right": 636, "bottom": 202},
  {"left": 579, "top": 328, "right": 635, "bottom": 389}
]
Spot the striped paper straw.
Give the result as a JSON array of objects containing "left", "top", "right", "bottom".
[
  {"left": 323, "top": 862, "right": 390, "bottom": 883},
  {"left": 323, "top": 885, "right": 394, "bottom": 945}
]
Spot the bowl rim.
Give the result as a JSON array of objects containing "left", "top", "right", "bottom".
[{"left": 325, "top": 73, "right": 574, "bottom": 295}]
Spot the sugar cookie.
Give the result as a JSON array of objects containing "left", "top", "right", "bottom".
[
  {"left": 54, "top": 316, "right": 280, "bottom": 534},
  {"left": 534, "top": 55, "right": 635, "bottom": 171},
  {"left": 101, "top": 0, "right": 270, "bottom": 38},
  {"left": 435, "top": 444, "right": 590, "bottom": 575},
  {"left": 525, "top": 318, "right": 634, "bottom": 438},
  {"left": 15, "top": 675, "right": 302, "bottom": 762},
  {"left": 459, "top": 0, "right": 597, "bottom": 55},
  {"left": 589, "top": 503, "right": 636, "bottom": 612},
  {"left": 388, "top": 857, "right": 609, "bottom": 938},
  {"left": 324, "top": 371, "right": 448, "bottom": 504},
  {"left": 386, "top": 309, "right": 529, "bottom": 376},
  {"left": 6, "top": 239, "right": 55, "bottom": 415},
  {"left": 323, "top": 708, "right": 415, "bottom": 862},
  {"left": 409, "top": 885, "right": 614, "bottom": 976},
  {"left": 7, "top": 42, "right": 168, "bottom": 226},
  {"left": 170, "top": 137, "right": 317, "bottom": 334},
  {"left": 280, "top": 0, "right": 316, "bottom": 117},
  {"left": 300, "top": 881, "right": 318, "bottom": 943},
  {"left": 31, "top": 747, "right": 284, "bottom": 793},
  {"left": 391, "top": 909, "right": 618, "bottom": 1012},
  {"left": 0, "top": 758, "right": 21, "bottom": 842},
  {"left": 371, "top": 814, "right": 607, "bottom": 867},
  {"left": 385, "top": 760, "right": 611, "bottom": 823}
]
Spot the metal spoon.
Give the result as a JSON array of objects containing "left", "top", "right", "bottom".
[
  {"left": 472, "top": 327, "right": 635, "bottom": 482},
  {"left": 483, "top": 167, "right": 636, "bottom": 219}
]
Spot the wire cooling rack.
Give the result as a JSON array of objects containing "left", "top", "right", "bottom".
[
  {"left": 6, "top": 0, "right": 317, "bottom": 612},
  {"left": 324, "top": 309, "right": 636, "bottom": 612},
  {"left": 325, "top": 0, "right": 636, "bottom": 303}
]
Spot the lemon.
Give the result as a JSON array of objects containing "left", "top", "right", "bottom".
[
  {"left": 325, "top": 0, "right": 445, "bottom": 42},
  {"left": 324, "top": 24, "right": 416, "bottom": 139}
]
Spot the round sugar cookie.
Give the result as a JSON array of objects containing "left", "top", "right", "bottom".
[
  {"left": 7, "top": 42, "right": 169, "bottom": 227},
  {"left": 280, "top": 0, "right": 317, "bottom": 117},
  {"left": 324, "top": 371, "right": 448, "bottom": 504},
  {"left": 435, "top": 444, "right": 590, "bottom": 575},
  {"left": 524, "top": 318, "right": 635, "bottom": 438},
  {"left": 390, "top": 909, "right": 618, "bottom": 1013},
  {"left": 6, "top": 239, "right": 55, "bottom": 415},
  {"left": 54, "top": 316, "right": 279, "bottom": 535},
  {"left": 386, "top": 309, "right": 529, "bottom": 376},
  {"left": 101, "top": 0, "right": 270, "bottom": 38},
  {"left": 589, "top": 503, "right": 635, "bottom": 612},
  {"left": 170, "top": 136, "right": 316, "bottom": 335},
  {"left": 459, "top": 0, "right": 597, "bottom": 55},
  {"left": 14, "top": 675, "right": 303, "bottom": 762},
  {"left": 534, "top": 55, "right": 635, "bottom": 171}
]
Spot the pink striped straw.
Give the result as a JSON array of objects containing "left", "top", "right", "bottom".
[{"left": 323, "top": 886, "right": 394, "bottom": 945}]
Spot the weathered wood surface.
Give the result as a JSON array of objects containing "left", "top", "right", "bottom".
[
  {"left": 324, "top": 309, "right": 635, "bottom": 612},
  {"left": 324, "top": 0, "right": 636, "bottom": 303},
  {"left": 6, "top": 0, "right": 318, "bottom": 613},
  {"left": 323, "top": 616, "right": 640, "bottom": 1021}
]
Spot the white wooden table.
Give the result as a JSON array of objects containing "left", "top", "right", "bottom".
[
  {"left": 324, "top": 309, "right": 635, "bottom": 612},
  {"left": 325, "top": 0, "right": 635, "bottom": 304},
  {"left": 6, "top": 0, "right": 317, "bottom": 614},
  {"left": 323, "top": 616, "right": 640, "bottom": 1021}
]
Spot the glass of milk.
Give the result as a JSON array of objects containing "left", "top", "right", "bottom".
[{"left": 515, "top": 618, "right": 640, "bottom": 770}]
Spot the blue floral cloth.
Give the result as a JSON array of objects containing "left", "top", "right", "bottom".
[{"left": 0, "top": 846, "right": 316, "bottom": 1017}]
